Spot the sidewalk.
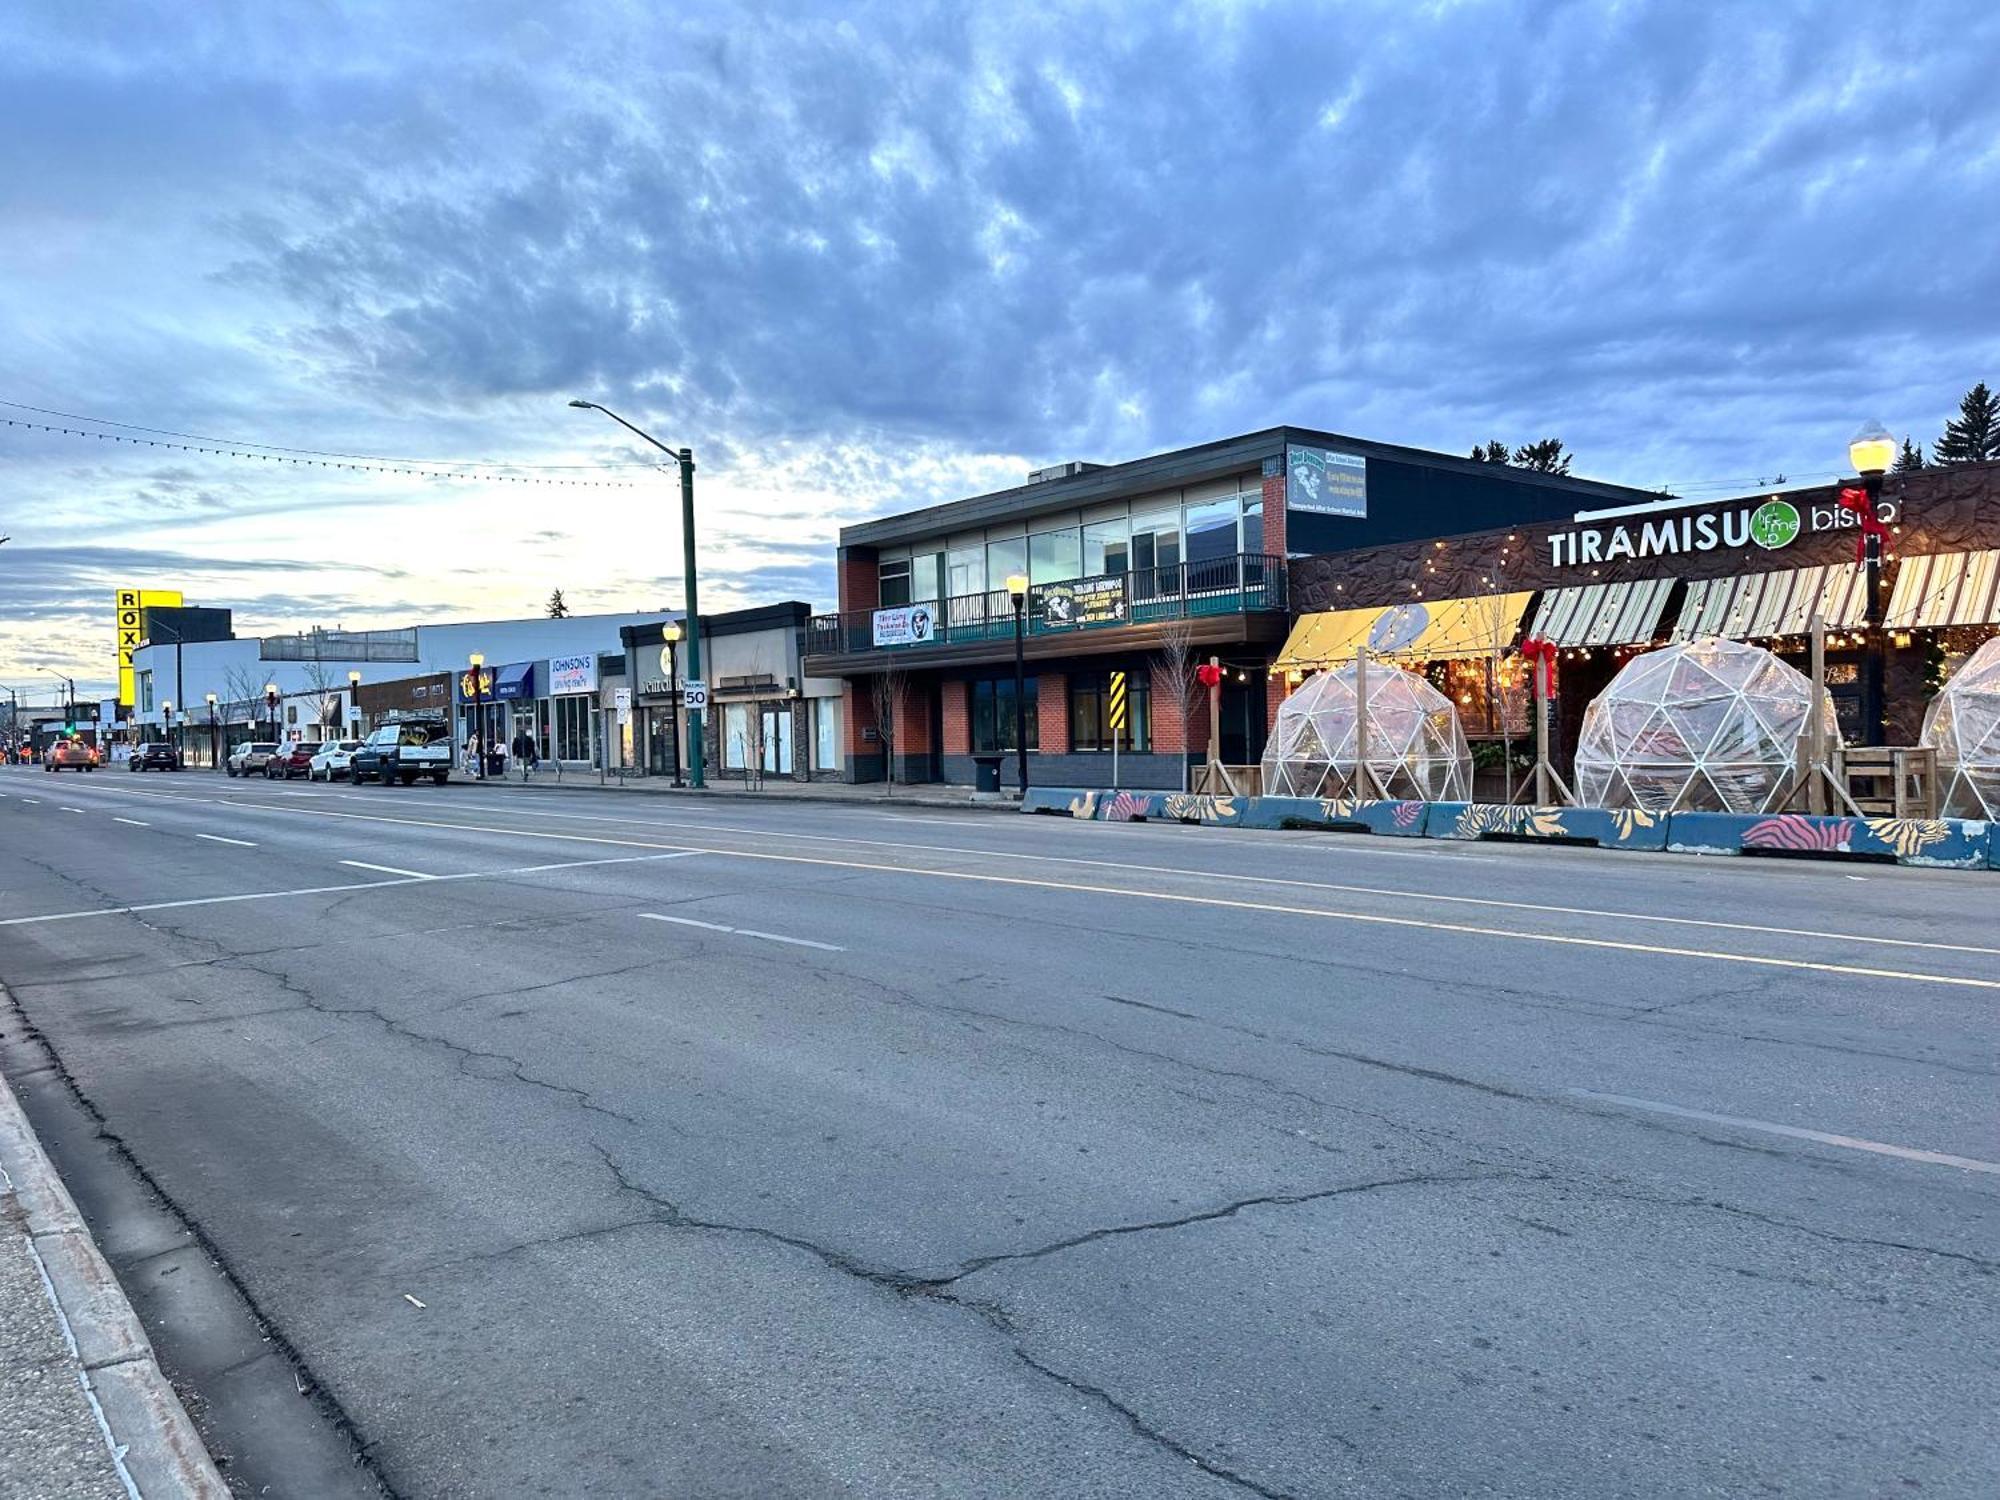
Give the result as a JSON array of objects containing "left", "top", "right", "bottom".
[
  {"left": 462, "top": 769, "right": 1017, "bottom": 812},
  {"left": 0, "top": 1068, "right": 227, "bottom": 1499}
]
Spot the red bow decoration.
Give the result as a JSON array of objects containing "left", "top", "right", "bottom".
[
  {"left": 1838, "top": 486, "right": 1892, "bottom": 564},
  {"left": 1519, "top": 636, "right": 1559, "bottom": 697},
  {"left": 1195, "top": 663, "right": 1223, "bottom": 689}
]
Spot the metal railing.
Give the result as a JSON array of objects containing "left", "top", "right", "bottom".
[
  {"left": 807, "top": 553, "right": 1286, "bottom": 657},
  {"left": 260, "top": 627, "right": 420, "bottom": 663}
]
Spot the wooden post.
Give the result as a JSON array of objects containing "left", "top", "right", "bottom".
[
  {"left": 1352, "top": 647, "right": 1379, "bottom": 800},
  {"left": 1534, "top": 658, "right": 1552, "bottom": 807},
  {"left": 1808, "top": 612, "right": 1827, "bottom": 816}
]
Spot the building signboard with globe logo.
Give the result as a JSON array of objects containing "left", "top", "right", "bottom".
[
  {"left": 1547, "top": 492, "right": 1881, "bottom": 569},
  {"left": 1747, "top": 500, "right": 1800, "bottom": 550}
]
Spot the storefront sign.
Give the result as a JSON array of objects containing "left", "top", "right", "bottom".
[
  {"left": 1285, "top": 444, "right": 1368, "bottom": 518},
  {"left": 114, "top": 587, "right": 183, "bottom": 707},
  {"left": 1548, "top": 494, "right": 1898, "bottom": 568},
  {"left": 458, "top": 667, "right": 496, "bottom": 698},
  {"left": 1040, "top": 575, "right": 1127, "bottom": 628},
  {"left": 872, "top": 605, "right": 936, "bottom": 646},
  {"left": 548, "top": 654, "right": 597, "bottom": 696}
]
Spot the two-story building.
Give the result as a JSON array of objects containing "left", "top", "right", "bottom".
[{"left": 804, "top": 426, "right": 1659, "bottom": 788}]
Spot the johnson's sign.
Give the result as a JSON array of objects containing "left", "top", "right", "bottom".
[{"left": 1548, "top": 495, "right": 1896, "bottom": 568}]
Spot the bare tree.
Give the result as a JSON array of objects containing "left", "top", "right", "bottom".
[
  {"left": 1152, "top": 613, "right": 1200, "bottom": 793},
  {"left": 297, "top": 657, "right": 345, "bottom": 738},
  {"left": 869, "top": 660, "right": 907, "bottom": 795},
  {"left": 220, "top": 663, "right": 268, "bottom": 733}
]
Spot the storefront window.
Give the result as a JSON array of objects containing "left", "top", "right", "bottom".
[
  {"left": 971, "top": 676, "right": 1038, "bottom": 753},
  {"left": 553, "top": 695, "right": 593, "bottom": 762},
  {"left": 724, "top": 703, "right": 751, "bottom": 769},
  {"left": 1069, "top": 670, "right": 1150, "bottom": 752},
  {"left": 813, "top": 697, "right": 839, "bottom": 771},
  {"left": 1029, "top": 527, "right": 1082, "bottom": 586},
  {"left": 1082, "top": 519, "right": 1131, "bottom": 578}
]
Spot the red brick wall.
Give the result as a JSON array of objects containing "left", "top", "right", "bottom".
[
  {"left": 837, "top": 547, "right": 879, "bottom": 613},
  {"left": 940, "top": 679, "right": 969, "bottom": 755},
  {"left": 895, "top": 679, "right": 933, "bottom": 753},
  {"left": 1266, "top": 670, "right": 1289, "bottom": 733},
  {"left": 1036, "top": 672, "right": 1068, "bottom": 753},
  {"left": 1151, "top": 664, "right": 1189, "bottom": 754},
  {"left": 1260, "top": 471, "right": 1287, "bottom": 558}
]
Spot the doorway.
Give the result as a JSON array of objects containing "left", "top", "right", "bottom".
[
  {"left": 1217, "top": 678, "right": 1269, "bottom": 767},
  {"left": 759, "top": 703, "right": 794, "bottom": 777}
]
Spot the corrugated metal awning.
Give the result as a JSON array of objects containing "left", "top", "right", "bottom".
[
  {"left": 1275, "top": 592, "right": 1533, "bottom": 668},
  {"left": 1670, "top": 564, "right": 1867, "bottom": 641},
  {"left": 1526, "top": 579, "right": 1677, "bottom": 647},
  {"left": 1886, "top": 550, "right": 2000, "bottom": 628}
]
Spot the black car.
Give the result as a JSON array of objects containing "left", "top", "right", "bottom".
[{"left": 129, "top": 741, "right": 182, "bottom": 772}]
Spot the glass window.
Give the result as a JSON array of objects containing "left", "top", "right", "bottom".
[
  {"left": 971, "top": 676, "right": 1039, "bottom": 753},
  {"left": 1068, "top": 670, "right": 1150, "bottom": 752},
  {"left": 946, "top": 545, "right": 985, "bottom": 599},
  {"left": 1184, "top": 497, "right": 1239, "bottom": 563},
  {"left": 554, "top": 695, "right": 593, "bottom": 761},
  {"left": 1029, "top": 527, "right": 1082, "bottom": 586},
  {"left": 1082, "top": 518, "right": 1130, "bottom": 578},
  {"left": 878, "top": 560, "right": 911, "bottom": 608},
  {"left": 985, "top": 537, "right": 1027, "bottom": 596},
  {"left": 723, "top": 703, "right": 750, "bottom": 769},
  {"left": 1240, "top": 495, "right": 1264, "bottom": 557},
  {"left": 910, "top": 553, "right": 941, "bottom": 603},
  {"left": 1130, "top": 510, "right": 1181, "bottom": 597},
  {"left": 814, "top": 697, "right": 838, "bottom": 770}
]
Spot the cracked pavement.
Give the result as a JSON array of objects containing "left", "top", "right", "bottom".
[{"left": 1, "top": 769, "right": 1996, "bottom": 1498}]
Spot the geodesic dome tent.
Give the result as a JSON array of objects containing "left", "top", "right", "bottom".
[
  {"left": 1921, "top": 635, "right": 2000, "bottom": 817},
  {"left": 1260, "top": 660, "right": 1472, "bottom": 802},
  {"left": 1574, "top": 637, "right": 1838, "bottom": 813}
]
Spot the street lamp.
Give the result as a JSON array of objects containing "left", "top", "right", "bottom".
[
  {"left": 1848, "top": 420, "right": 1894, "bottom": 747},
  {"left": 1006, "top": 572, "right": 1030, "bottom": 795},
  {"left": 468, "top": 653, "right": 486, "bottom": 780},
  {"left": 661, "top": 622, "right": 686, "bottom": 788},
  {"left": 570, "top": 398, "right": 706, "bottom": 789},
  {"left": 162, "top": 699, "right": 173, "bottom": 761},
  {"left": 348, "top": 670, "right": 362, "bottom": 734},
  {"left": 205, "top": 693, "right": 218, "bottom": 769}
]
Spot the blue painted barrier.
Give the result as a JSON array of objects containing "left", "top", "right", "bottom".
[
  {"left": 1424, "top": 802, "right": 1670, "bottom": 852},
  {"left": 1241, "top": 796, "right": 1430, "bottom": 837},
  {"left": 1666, "top": 811, "right": 1993, "bottom": 868}
]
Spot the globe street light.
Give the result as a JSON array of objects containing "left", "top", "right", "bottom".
[
  {"left": 161, "top": 700, "right": 174, "bottom": 764},
  {"left": 205, "top": 693, "right": 218, "bottom": 770},
  {"left": 348, "top": 670, "right": 363, "bottom": 734},
  {"left": 571, "top": 399, "right": 706, "bottom": 789},
  {"left": 1848, "top": 420, "right": 1894, "bottom": 746},
  {"left": 661, "top": 622, "right": 686, "bottom": 787},
  {"left": 264, "top": 682, "right": 279, "bottom": 743},
  {"left": 468, "top": 653, "right": 487, "bottom": 780},
  {"left": 1006, "top": 572, "right": 1030, "bottom": 795}
]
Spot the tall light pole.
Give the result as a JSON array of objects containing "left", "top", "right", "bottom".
[
  {"left": 264, "top": 682, "right": 279, "bottom": 743},
  {"left": 662, "top": 622, "right": 686, "bottom": 787},
  {"left": 162, "top": 699, "right": 174, "bottom": 761},
  {"left": 1848, "top": 420, "right": 1896, "bottom": 747},
  {"left": 348, "top": 670, "right": 362, "bottom": 736},
  {"left": 205, "top": 693, "right": 218, "bottom": 769},
  {"left": 570, "top": 399, "right": 705, "bottom": 788},
  {"left": 1006, "top": 572, "right": 1030, "bottom": 795},
  {"left": 469, "top": 653, "right": 486, "bottom": 780}
]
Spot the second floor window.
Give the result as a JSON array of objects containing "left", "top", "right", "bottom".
[{"left": 878, "top": 560, "right": 911, "bottom": 607}]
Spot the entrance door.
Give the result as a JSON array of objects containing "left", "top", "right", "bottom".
[
  {"left": 760, "top": 705, "right": 794, "bottom": 776},
  {"left": 1218, "top": 679, "right": 1269, "bottom": 767}
]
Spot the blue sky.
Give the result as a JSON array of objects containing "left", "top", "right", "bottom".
[{"left": 5, "top": 0, "right": 1998, "bottom": 695}]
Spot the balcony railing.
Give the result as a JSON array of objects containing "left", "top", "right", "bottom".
[
  {"left": 808, "top": 553, "right": 1286, "bottom": 658},
  {"left": 260, "top": 627, "right": 420, "bottom": 663}
]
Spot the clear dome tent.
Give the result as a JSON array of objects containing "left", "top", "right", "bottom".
[
  {"left": 1574, "top": 637, "right": 1838, "bottom": 813},
  {"left": 1921, "top": 635, "right": 2000, "bottom": 817},
  {"left": 1261, "top": 659, "right": 1472, "bottom": 802}
]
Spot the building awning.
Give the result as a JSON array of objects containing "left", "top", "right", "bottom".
[
  {"left": 1526, "top": 579, "right": 1677, "bottom": 647},
  {"left": 491, "top": 661, "right": 538, "bottom": 700},
  {"left": 1275, "top": 592, "right": 1533, "bottom": 668},
  {"left": 1670, "top": 564, "right": 1867, "bottom": 641},
  {"left": 1886, "top": 549, "right": 2000, "bottom": 629}
]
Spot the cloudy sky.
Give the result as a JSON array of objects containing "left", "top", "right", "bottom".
[{"left": 5, "top": 0, "right": 1997, "bottom": 696}]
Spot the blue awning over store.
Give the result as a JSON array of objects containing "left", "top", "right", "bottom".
[{"left": 492, "top": 661, "right": 537, "bottom": 700}]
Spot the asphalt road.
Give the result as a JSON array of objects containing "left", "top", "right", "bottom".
[{"left": 0, "top": 764, "right": 1994, "bottom": 1499}]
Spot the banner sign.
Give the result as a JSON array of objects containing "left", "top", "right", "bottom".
[
  {"left": 1547, "top": 493, "right": 1898, "bottom": 568},
  {"left": 1285, "top": 444, "right": 1367, "bottom": 518},
  {"left": 872, "top": 604, "right": 937, "bottom": 647},
  {"left": 548, "top": 653, "right": 598, "bottom": 696},
  {"left": 114, "top": 587, "right": 184, "bottom": 707},
  {"left": 1040, "top": 575, "right": 1127, "bottom": 629}
]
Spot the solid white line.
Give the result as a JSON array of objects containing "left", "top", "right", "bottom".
[
  {"left": 638, "top": 912, "right": 845, "bottom": 951},
  {"left": 194, "top": 833, "right": 257, "bottom": 847},
  {"left": 1568, "top": 1089, "right": 2000, "bottom": 1175},
  {"left": 342, "top": 860, "right": 435, "bottom": 880},
  {"left": 112, "top": 817, "right": 150, "bottom": 827}
]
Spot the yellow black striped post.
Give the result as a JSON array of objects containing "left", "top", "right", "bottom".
[{"left": 1107, "top": 671, "right": 1128, "bottom": 732}]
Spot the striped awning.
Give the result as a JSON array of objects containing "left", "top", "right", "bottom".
[
  {"left": 1526, "top": 579, "right": 1677, "bottom": 647},
  {"left": 1671, "top": 564, "right": 1868, "bottom": 641},
  {"left": 1886, "top": 550, "right": 2000, "bottom": 629},
  {"left": 1275, "top": 591, "right": 1533, "bottom": 668}
]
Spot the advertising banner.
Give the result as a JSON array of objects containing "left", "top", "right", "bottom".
[
  {"left": 548, "top": 653, "right": 598, "bottom": 696},
  {"left": 871, "top": 604, "right": 937, "bottom": 647},
  {"left": 1285, "top": 444, "right": 1367, "bottom": 518},
  {"left": 114, "top": 587, "right": 184, "bottom": 706},
  {"left": 1039, "top": 575, "right": 1128, "bottom": 629}
]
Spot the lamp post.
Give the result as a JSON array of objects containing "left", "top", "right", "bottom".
[
  {"left": 1006, "top": 572, "right": 1030, "bottom": 795},
  {"left": 570, "top": 399, "right": 705, "bottom": 788},
  {"left": 205, "top": 693, "right": 218, "bottom": 769},
  {"left": 468, "top": 653, "right": 487, "bottom": 780},
  {"left": 662, "top": 622, "right": 686, "bottom": 787},
  {"left": 348, "top": 671, "right": 362, "bottom": 736},
  {"left": 264, "top": 683, "right": 279, "bottom": 744},
  {"left": 1848, "top": 420, "right": 1896, "bottom": 747},
  {"left": 161, "top": 700, "right": 174, "bottom": 763}
]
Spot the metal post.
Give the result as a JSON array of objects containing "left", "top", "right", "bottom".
[
  {"left": 1206, "top": 656, "right": 1223, "bottom": 783},
  {"left": 1353, "top": 647, "right": 1372, "bottom": 799},
  {"left": 1808, "top": 611, "right": 1829, "bottom": 815},
  {"left": 208, "top": 703, "right": 218, "bottom": 770},
  {"left": 678, "top": 451, "right": 706, "bottom": 789},
  {"left": 668, "top": 638, "right": 685, "bottom": 787},
  {"left": 1861, "top": 471, "right": 1886, "bottom": 747},
  {"left": 473, "top": 675, "right": 485, "bottom": 779},
  {"left": 1011, "top": 591, "right": 1029, "bottom": 794}
]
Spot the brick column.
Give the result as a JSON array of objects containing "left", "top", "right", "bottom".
[
  {"left": 940, "top": 679, "right": 969, "bottom": 755},
  {"left": 1036, "top": 672, "right": 1068, "bottom": 753},
  {"left": 841, "top": 679, "right": 881, "bottom": 782},
  {"left": 1151, "top": 664, "right": 1189, "bottom": 754},
  {"left": 1260, "top": 470, "right": 1287, "bottom": 558},
  {"left": 1266, "top": 671, "right": 1289, "bottom": 733},
  {"left": 836, "top": 546, "right": 879, "bottom": 612}
]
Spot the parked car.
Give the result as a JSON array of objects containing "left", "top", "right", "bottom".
[
  {"left": 226, "top": 742, "right": 280, "bottom": 777},
  {"left": 307, "top": 739, "right": 365, "bottom": 782},
  {"left": 267, "top": 741, "right": 322, "bottom": 779},
  {"left": 351, "top": 720, "right": 452, "bottom": 786},
  {"left": 128, "top": 741, "right": 183, "bottom": 772},
  {"left": 45, "top": 739, "right": 99, "bottom": 771}
]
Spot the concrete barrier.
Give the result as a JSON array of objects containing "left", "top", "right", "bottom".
[
  {"left": 1241, "top": 795, "right": 1429, "bottom": 837},
  {"left": 1424, "top": 802, "right": 1671, "bottom": 851},
  {"left": 1666, "top": 811, "right": 1993, "bottom": 868}
]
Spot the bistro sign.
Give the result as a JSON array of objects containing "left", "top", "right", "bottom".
[{"left": 1548, "top": 494, "right": 1897, "bottom": 568}]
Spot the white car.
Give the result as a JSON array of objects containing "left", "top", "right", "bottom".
[
  {"left": 226, "top": 742, "right": 280, "bottom": 777},
  {"left": 308, "top": 739, "right": 365, "bottom": 781}
]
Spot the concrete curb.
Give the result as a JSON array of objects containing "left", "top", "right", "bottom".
[
  {"left": 0, "top": 1069, "right": 229, "bottom": 1499},
  {"left": 463, "top": 775, "right": 1013, "bottom": 813}
]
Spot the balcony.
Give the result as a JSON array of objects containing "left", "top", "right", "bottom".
[{"left": 806, "top": 553, "right": 1287, "bottom": 667}]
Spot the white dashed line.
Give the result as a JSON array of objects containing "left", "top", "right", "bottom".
[
  {"left": 638, "top": 912, "right": 845, "bottom": 951},
  {"left": 194, "top": 833, "right": 258, "bottom": 847},
  {"left": 59, "top": 806, "right": 86, "bottom": 814},
  {"left": 113, "top": 817, "right": 151, "bottom": 827},
  {"left": 342, "top": 860, "right": 435, "bottom": 879}
]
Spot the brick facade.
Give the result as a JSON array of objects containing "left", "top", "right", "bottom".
[
  {"left": 1260, "top": 470, "right": 1287, "bottom": 558},
  {"left": 836, "top": 546, "right": 879, "bottom": 613},
  {"left": 1036, "top": 672, "right": 1068, "bottom": 754},
  {"left": 940, "top": 679, "right": 969, "bottom": 755}
]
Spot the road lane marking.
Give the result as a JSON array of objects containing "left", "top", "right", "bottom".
[
  {"left": 21, "top": 797, "right": 40, "bottom": 804},
  {"left": 1568, "top": 1089, "right": 2000, "bottom": 1175},
  {"left": 342, "top": 860, "right": 435, "bottom": 879},
  {"left": 112, "top": 817, "right": 151, "bottom": 827},
  {"left": 195, "top": 833, "right": 258, "bottom": 847},
  {"left": 638, "top": 912, "right": 844, "bottom": 951},
  {"left": 0, "top": 851, "right": 702, "bottom": 928},
  {"left": 59, "top": 806, "right": 86, "bottom": 814}
]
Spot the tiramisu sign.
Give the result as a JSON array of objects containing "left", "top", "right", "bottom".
[{"left": 1548, "top": 493, "right": 1896, "bottom": 568}]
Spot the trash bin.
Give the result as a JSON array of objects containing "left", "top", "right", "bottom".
[{"left": 972, "top": 754, "right": 1004, "bottom": 797}]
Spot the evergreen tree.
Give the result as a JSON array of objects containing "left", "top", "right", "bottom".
[
  {"left": 1935, "top": 382, "right": 2000, "bottom": 463},
  {"left": 546, "top": 588, "right": 571, "bottom": 618},
  {"left": 1511, "top": 438, "right": 1572, "bottom": 475},
  {"left": 1469, "top": 440, "right": 1512, "bottom": 463},
  {"left": 1893, "top": 437, "right": 1925, "bottom": 473}
]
